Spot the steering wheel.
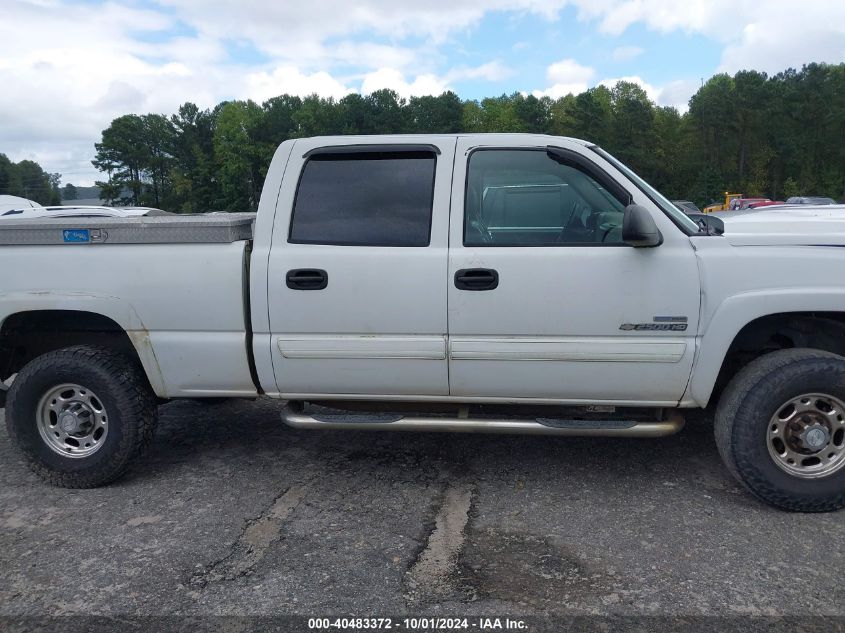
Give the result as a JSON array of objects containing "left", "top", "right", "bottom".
[{"left": 597, "top": 222, "right": 614, "bottom": 243}]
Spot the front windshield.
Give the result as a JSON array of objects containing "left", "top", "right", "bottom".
[{"left": 591, "top": 147, "right": 700, "bottom": 234}]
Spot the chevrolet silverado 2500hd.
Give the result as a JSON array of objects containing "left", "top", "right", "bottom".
[{"left": 2, "top": 134, "right": 845, "bottom": 512}]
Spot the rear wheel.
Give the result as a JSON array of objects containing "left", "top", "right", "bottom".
[
  {"left": 5, "top": 345, "right": 158, "bottom": 488},
  {"left": 715, "top": 349, "right": 845, "bottom": 511}
]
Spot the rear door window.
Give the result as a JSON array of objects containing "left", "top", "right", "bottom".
[{"left": 290, "top": 151, "right": 436, "bottom": 247}]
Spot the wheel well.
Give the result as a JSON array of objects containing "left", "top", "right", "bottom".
[
  {"left": 0, "top": 310, "right": 144, "bottom": 385},
  {"left": 713, "top": 312, "right": 845, "bottom": 403}
]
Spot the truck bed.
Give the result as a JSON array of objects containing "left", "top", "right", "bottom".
[
  {"left": 0, "top": 214, "right": 258, "bottom": 398},
  {"left": 0, "top": 213, "right": 255, "bottom": 245}
]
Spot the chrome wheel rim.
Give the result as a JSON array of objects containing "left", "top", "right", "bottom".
[
  {"left": 36, "top": 383, "right": 109, "bottom": 458},
  {"left": 767, "top": 393, "right": 845, "bottom": 479}
]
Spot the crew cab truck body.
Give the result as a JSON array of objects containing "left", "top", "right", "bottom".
[{"left": 2, "top": 134, "right": 845, "bottom": 512}]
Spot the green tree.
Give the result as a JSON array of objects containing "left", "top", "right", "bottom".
[
  {"left": 461, "top": 100, "right": 485, "bottom": 132},
  {"left": 93, "top": 114, "right": 147, "bottom": 204},
  {"left": 0, "top": 154, "right": 23, "bottom": 198},
  {"left": 0, "top": 154, "right": 60, "bottom": 204},
  {"left": 547, "top": 94, "right": 578, "bottom": 136},
  {"left": 140, "top": 113, "right": 176, "bottom": 208},
  {"left": 407, "top": 92, "right": 463, "bottom": 132},
  {"left": 213, "top": 100, "right": 265, "bottom": 211},
  {"left": 569, "top": 87, "right": 613, "bottom": 147},
  {"left": 87, "top": 62, "right": 845, "bottom": 212},
  {"left": 170, "top": 102, "right": 219, "bottom": 213},
  {"left": 364, "top": 89, "right": 408, "bottom": 133},
  {"left": 609, "top": 81, "right": 657, "bottom": 176},
  {"left": 477, "top": 94, "right": 524, "bottom": 131},
  {"left": 91, "top": 113, "right": 175, "bottom": 208},
  {"left": 14, "top": 160, "right": 61, "bottom": 204},
  {"left": 62, "top": 183, "right": 78, "bottom": 200}
]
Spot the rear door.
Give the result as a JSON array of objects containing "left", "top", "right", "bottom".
[
  {"left": 447, "top": 136, "right": 700, "bottom": 405},
  {"left": 267, "top": 137, "right": 455, "bottom": 398}
]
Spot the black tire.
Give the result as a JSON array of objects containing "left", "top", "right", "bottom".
[
  {"left": 5, "top": 345, "right": 158, "bottom": 488},
  {"left": 715, "top": 348, "right": 845, "bottom": 512}
]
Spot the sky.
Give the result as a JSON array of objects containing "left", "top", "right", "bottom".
[{"left": 2, "top": 0, "right": 844, "bottom": 186}]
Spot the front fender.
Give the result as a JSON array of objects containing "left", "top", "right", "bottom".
[{"left": 685, "top": 288, "right": 845, "bottom": 406}]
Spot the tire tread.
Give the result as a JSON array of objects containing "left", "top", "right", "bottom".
[
  {"left": 715, "top": 348, "right": 845, "bottom": 512},
  {"left": 5, "top": 345, "right": 157, "bottom": 488}
]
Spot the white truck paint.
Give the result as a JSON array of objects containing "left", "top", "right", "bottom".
[
  {"left": 1, "top": 242, "right": 255, "bottom": 397},
  {"left": 0, "top": 134, "right": 841, "bottom": 406},
  {"left": 3, "top": 134, "right": 845, "bottom": 509}
]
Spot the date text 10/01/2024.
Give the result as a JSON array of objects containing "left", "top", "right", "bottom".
[{"left": 307, "top": 617, "right": 528, "bottom": 630}]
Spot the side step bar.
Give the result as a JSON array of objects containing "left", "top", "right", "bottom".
[{"left": 281, "top": 405, "right": 685, "bottom": 437}]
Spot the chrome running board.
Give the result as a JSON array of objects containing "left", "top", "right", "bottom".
[{"left": 280, "top": 404, "right": 684, "bottom": 437}]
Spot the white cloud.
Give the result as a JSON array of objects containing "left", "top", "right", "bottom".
[
  {"left": 611, "top": 45, "right": 643, "bottom": 61},
  {"left": 2, "top": 0, "right": 844, "bottom": 186},
  {"left": 360, "top": 69, "right": 449, "bottom": 99},
  {"left": 597, "top": 76, "right": 699, "bottom": 112},
  {"left": 532, "top": 58, "right": 595, "bottom": 98},
  {"left": 155, "top": 0, "right": 572, "bottom": 53},
  {"left": 2, "top": 0, "right": 551, "bottom": 184},
  {"left": 331, "top": 42, "right": 419, "bottom": 71},
  {"left": 356, "top": 62, "right": 513, "bottom": 101},
  {"left": 246, "top": 67, "right": 355, "bottom": 102},
  {"left": 571, "top": 0, "right": 845, "bottom": 74},
  {"left": 718, "top": 14, "right": 845, "bottom": 74},
  {"left": 656, "top": 79, "right": 701, "bottom": 112},
  {"left": 598, "top": 75, "right": 659, "bottom": 101},
  {"left": 571, "top": 0, "right": 740, "bottom": 37},
  {"left": 546, "top": 58, "right": 595, "bottom": 84},
  {"left": 533, "top": 71, "right": 697, "bottom": 112},
  {"left": 446, "top": 61, "right": 514, "bottom": 82}
]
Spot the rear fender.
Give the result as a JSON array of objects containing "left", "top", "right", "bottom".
[{"left": 0, "top": 291, "right": 167, "bottom": 397}]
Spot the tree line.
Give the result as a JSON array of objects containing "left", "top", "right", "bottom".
[
  {"left": 17, "top": 62, "right": 845, "bottom": 213},
  {"left": 0, "top": 155, "right": 61, "bottom": 205}
]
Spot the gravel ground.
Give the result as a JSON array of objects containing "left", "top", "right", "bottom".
[{"left": 1, "top": 398, "right": 844, "bottom": 629}]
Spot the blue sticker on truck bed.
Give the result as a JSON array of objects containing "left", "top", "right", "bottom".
[{"left": 62, "top": 229, "right": 90, "bottom": 243}]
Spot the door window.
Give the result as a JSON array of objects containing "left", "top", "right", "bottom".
[
  {"left": 464, "top": 149, "right": 627, "bottom": 246},
  {"left": 290, "top": 150, "right": 436, "bottom": 247}
]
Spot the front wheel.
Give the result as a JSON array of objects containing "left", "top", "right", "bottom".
[
  {"left": 5, "top": 345, "right": 158, "bottom": 488},
  {"left": 715, "top": 349, "right": 845, "bottom": 512}
]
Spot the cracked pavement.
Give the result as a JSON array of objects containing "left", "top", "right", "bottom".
[{"left": 1, "top": 398, "right": 844, "bottom": 618}]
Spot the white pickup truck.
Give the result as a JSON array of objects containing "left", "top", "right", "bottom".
[{"left": 2, "top": 134, "right": 845, "bottom": 512}]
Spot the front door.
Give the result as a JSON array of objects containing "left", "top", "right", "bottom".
[
  {"left": 267, "top": 136, "right": 456, "bottom": 398},
  {"left": 447, "top": 136, "right": 700, "bottom": 405}
]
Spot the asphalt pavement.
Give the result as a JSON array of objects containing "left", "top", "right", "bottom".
[{"left": 1, "top": 398, "right": 844, "bottom": 630}]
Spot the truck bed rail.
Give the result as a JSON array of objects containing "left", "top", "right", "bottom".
[{"left": 0, "top": 213, "right": 255, "bottom": 245}]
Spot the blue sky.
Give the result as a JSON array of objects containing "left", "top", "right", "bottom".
[
  {"left": 427, "top": 9, "right": 720, "bottom": 100},
  {"left": 2, "top": 0, "right": 843, "bottom": 185}
]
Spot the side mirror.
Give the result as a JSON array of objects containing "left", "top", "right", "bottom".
[
  {"left": 687, "top": 212, "right": 725, "bottom": 235},
  {"left": 622, "top": 204, "right": 662, "bottom": 247}
]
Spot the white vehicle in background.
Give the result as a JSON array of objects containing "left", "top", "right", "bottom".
[
  {"left": 2, "top": 134, "right": 845, "bottom": 513},
  {"left": 786, "top": 196, "right": 837, "bottom": 205},
  {"left": 1, "top": 201, "right": 166, "bottom": 220},
  {"left": 711, "top": 204, "right": 845, "bottom": 222},
  {"left": 0, "top": 195, "right": 44, "bottom": 216}
]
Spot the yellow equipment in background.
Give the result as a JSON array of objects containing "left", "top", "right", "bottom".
[{"left": 703, "top": 192, "right": 742, "bottom": 213}]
